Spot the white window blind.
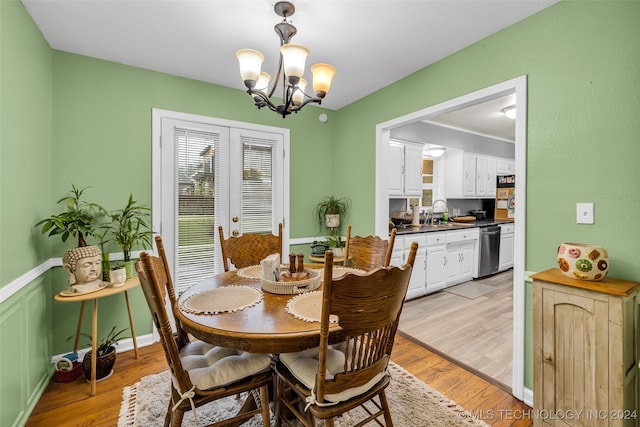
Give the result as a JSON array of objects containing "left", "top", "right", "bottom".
[
  {"left": 174, "top": 127, "right": 218, "bottom": 292},
  {"left": 240, "top": 138, "right": 273, "bottom": 234}
]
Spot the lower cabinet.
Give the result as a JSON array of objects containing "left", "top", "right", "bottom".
[
  {"left": 532, "top": 269, "right": 639, "bottom": 427},
  {"left": 445, "top": 242, "right": 474, "bottom": 285},
  {"left": 391, "top": 235, "right": 427, "bottom": 300},
  {"left": 444, "top": 228, "right": 479, "bottom": 286},
  {"left": 498, "top": 223, "right": 514, "bottom": 271},
  {"left": 396, "top": 229, "right": 479, "bottom": 301},
  {"left": 426, "top": 233, "right": 446, "bottom": 293}
]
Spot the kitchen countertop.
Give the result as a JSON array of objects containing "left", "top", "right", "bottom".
[{"left": 392, "top": 219, "right": 514, "bottom": 235}]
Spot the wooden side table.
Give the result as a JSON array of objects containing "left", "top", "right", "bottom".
[
  {"left": 309, "top": 254, "right": 347, "bottom": 266},
  {"left": 54, "top": 277, "right": 140, "bottom": 396}
]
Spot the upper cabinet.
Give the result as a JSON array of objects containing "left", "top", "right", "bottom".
[
  {"left": 496, "top": 158, "right": 515, "bottom": 175},
  {"left": 444, "top": 149, "right": 498, "bottom": 198},
  {"left": 389, "top": 141, "right": 423, "bottom": 197}
]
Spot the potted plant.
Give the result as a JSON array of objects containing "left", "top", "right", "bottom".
[
  {"left": 109, "top": 194, "right": 152, "bottom": 278},
  {"left": 35, "top": 185, "right": 108, "bottom": 289},
  {"left": 75, "top": 326, "right": 128, "bottom": 381},
  {"left": 326, "top": 234, "right": 345, "bottom": 257},
  {"left": 312, "top": 195, "right": 351, "bottom": 233},
  {"left": 35, "top": 184, "right": 107, "bottom": 248}
]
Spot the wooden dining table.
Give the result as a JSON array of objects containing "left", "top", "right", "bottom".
[{"left": 175, "top": 270, "right": 346, "bottom": 354}]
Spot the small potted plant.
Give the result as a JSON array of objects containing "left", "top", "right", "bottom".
[
  {"left": 326, "top": 234, "right": 345, "bottom": 258},
  {"left": 109, "top": 194, "right": 152, "bottom": 279},
  {"left": 75, "top": 326, "right": 129, "bottom": 381}
]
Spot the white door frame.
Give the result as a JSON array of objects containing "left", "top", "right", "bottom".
[
  {"left": 374, "top": 76, "right": 528, "bottom": 402},
  {"left": 151, "top": 108, "right": 290, "bottom": 256},
  {"left": 150, "top": 108, "right": 291, "bottom": 339}
]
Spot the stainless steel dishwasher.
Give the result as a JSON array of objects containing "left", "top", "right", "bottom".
[{"left": 477, "top": 225, "right": 501, "bottom": 278}]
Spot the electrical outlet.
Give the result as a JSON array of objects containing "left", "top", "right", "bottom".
[{"left": 576, "top": 203, "right": 594, "bottom": 224}]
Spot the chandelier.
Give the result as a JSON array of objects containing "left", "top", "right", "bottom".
[{"left": 236, "top": 1, "right": 336, "bottom": 118}]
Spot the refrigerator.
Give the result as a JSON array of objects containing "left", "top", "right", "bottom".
[{"left": 495, "top": 175, "right": 515, "bottom": 220}]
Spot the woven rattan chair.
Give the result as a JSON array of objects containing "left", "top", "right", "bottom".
[
  {"left": 218, "top": 223, "right": 283, "bottom": 271},
  {"left": 135, "top": 252, "right": 272, "bottom": 427},
  {"left": 342, "top": 224, "right": 397, "bottom": 271},
  {"left": 273, "top": 243, "right": 418, "bottom": 427}
]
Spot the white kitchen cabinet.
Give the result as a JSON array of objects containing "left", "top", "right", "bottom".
[
  {"left": 496, "top": 158, "right": 515, "bottom": 175},
  {"left": 445, "top": 242, "right": 475, "bottom": 285},
  {"left": 484, "top": 156, "right": 497, "bottom": 198},
  {"left": 395, "top": 228, "right": 479, "bottom": 299},
  {"left": 444, "top": 229, "right": 478, "bottom": 285},
  {"left": 390, "top": 235, "right": 427, "bottom": 300},
  {"left": 444, "top": 149, "right": 496, "bottom": 198},
  {"left": 475, "top": 155, "right": 487, "bottom": 196},
  {"left": 388, "top": 142, "right": 404, "bottom": 195},
  {"left": 426, "top": 233, "right": 446, "bottom": 292},
  {"left": 388, "top": 141, "right": 423, "bottom": 197},
  {"left": 498, "top": 223, "right": 514, "bottom": 271}
]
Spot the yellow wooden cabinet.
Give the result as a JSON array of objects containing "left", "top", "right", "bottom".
[{"left": 532, "top": 269, "right": 639, "bottom": 427}]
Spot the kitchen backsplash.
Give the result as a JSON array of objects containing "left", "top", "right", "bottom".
[{"left": 388, "top": 197, "right": 495, "bottom": 219}]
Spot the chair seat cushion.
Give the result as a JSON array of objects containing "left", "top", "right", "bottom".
[
  {"left": 179, "top": 340, "right": 270, "bottom": 390},
  {"left": 279, "top": 344, "right": 386, "bottom": 404}
]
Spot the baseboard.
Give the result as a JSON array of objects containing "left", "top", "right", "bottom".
[{"left": 51, "top": 333, "right": 157, "bottom": 364}]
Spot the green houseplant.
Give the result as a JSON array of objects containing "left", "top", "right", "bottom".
[
  {"left": 109, "top": 194, "right": 152, "bottom": 278},
  {"left": 311, "top": 196, "right": 350, "bottom": 256},
  {"left": 312, "top": 195, "right": 351, "bottom": 234},
  {"left": 75, "top": 326, "right": 128, "bottom": 381},
  {"left": 35, "top": 185, "right": 109, "bottom": 289},
  {"left": 35, "top": 184, "right": 107, "bottom": 248}
]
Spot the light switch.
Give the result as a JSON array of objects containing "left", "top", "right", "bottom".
[{"left": 576, "top": 203, "right": 594, "bottom": 224}]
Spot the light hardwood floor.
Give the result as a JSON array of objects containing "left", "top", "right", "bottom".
[
  {"left": 399, "top": 269, "right": 514, "bottom": 390},
  {"left": 27, "top": 335, "right": 531, "bottom": 426}
]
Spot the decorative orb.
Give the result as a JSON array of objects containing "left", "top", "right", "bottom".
[{"left": 557, "top": 243, "right": 608, "bottom": 281}]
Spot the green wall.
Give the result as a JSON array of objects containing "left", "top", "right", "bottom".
[
  {"left": 1, "top": 1, "right": 54, "bottom": 426},
  {"left": 2, "top": 1, "right": 640, "bottom": 425},
  {"left": 335, "top": 1, "right": 640, "bottom": 280}
]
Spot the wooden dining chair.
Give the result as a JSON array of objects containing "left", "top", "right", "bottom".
[
  {"left": 154, "top": 234, "right": 190, "bottom": 347},
  {"left": 274, "top": 242, "right": 418, "bottom": 427},
  {"left": 218, "top": 223, "right": 283, "bottom": 271},
  {"left": 342, "top": 224, "right": 397, "bottom": 270},
  {"left": 135, "top": 252, "right": 272, "bottom": 427}
]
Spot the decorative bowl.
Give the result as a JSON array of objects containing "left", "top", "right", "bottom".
[
  {"left": 557, "top": 243, "right": 608, "bottom": 281},
  {"left": 261, "top": 268, "right": 321, "bottom": 294}
]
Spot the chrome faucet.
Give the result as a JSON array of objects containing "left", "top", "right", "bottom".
[{"left": 430, "top": 199, "right": 447, "bottom": 225}]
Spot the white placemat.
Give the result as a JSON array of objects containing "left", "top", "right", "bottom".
[
  {"left": 286, "top": 291, "right": 337, "bottom": 323},
  {"left": 180, "top": 286, "right": 263, "bottom": 315}
]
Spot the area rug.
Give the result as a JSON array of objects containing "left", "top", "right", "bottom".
[
  {"left": 445, "top": 282, "right": 497, "bottom": 299},
  {"left": 118, "top": 361, "right": 488, "bottom": 426}
]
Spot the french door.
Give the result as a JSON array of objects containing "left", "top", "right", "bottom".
[{"left": 153, "top": 109, "right": 289, "bottom": 294}]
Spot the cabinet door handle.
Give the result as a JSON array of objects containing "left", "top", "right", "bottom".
[
  {"left": 543, "top": 354, "right": 553, "bottom": 363},
  {"left": 444, "top": 256, "right": 447, "bottom": 266}
]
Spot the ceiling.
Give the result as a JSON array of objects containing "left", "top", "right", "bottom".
[
  {"left": 23, "top": 0, "right": 557, "bottom": 113},
  {"left": 424, "top": 93, "right": 517, "bottom": 142}
]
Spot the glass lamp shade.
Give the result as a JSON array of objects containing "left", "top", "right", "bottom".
[
  {"left": 280, "top": 43, "right": 309, "bottom": 82},
  {"left": 310, "top": 63, "right": 336, "bottom": 96},
  {"left": 236, "top": 49, "right": 264, "bottom": 83},
  {"left": 292, "top": 78, "right": 307, "bottom": 105},
  {"left": 426, "top": 147, "right": 445, "bottom": 158},
  {"left": 503, "top": 105, "right": 516, "bottom": 119},
  {"left": 256, "top": 72, "right": 271, "bottom": 96}
]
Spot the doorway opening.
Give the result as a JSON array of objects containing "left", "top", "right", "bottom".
[{"left": 374, "top": 76, "right": 528, "bottom": 402}]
